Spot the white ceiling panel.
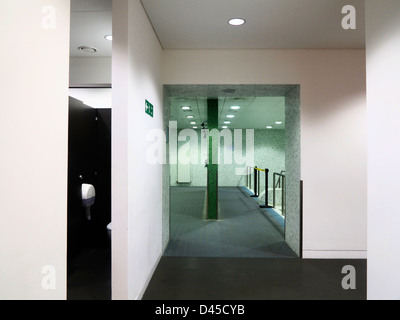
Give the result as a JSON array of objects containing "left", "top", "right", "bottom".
[
  {"left": 170, "top": 97, "right": 209, "bottom": 129},
  {"left": 171, "top": 96, "right": 286, "bottom": 130},
  {"left": 71, "top": 0, "right": 112, "bottom": 12},
  {"left": 227, "top": 97, "right": 285, "bottom": 129},
  {"left": 69, "top": 0, "right": 364, "bottom": 57},
  {"left": 70, "top": 0, "right": 112, "bottom": 57},
  {"left": 141, "top": 0, "right": 365, "bottom": 49}
]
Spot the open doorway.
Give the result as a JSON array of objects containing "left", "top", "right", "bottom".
[
  {"left": 67, "top": 0, "right": 112, "bottom": 300},
  {"left": 66, "top": 96, "right": 112, "bottom": 300},
  {"left": 163, "top": 85, "right": 301, "bottom": 259}
]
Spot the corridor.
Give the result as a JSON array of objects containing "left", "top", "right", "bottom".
[{"left": 164, "top": 186, "right": 296, "bottom": 258}]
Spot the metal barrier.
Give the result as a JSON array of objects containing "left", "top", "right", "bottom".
[
  {"left": 247, "top": 166, "right": 272, "bottom": 208},
  {"left": 273, "top": 171, "right": 286, "bottom": 216},
  {"left": 250, "top": 166, "right": 260, "bottom": 198},
  {"left": 246, "top": 167, "right": 286, "bottom": 218},
  {"left": 246, "top": 166, "right": 259, "bottom": 196}
]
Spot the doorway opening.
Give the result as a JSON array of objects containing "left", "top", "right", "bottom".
[
  {"left": 163, "top": 85, "right": 301, "bottom": 259},
  {"left": 67, "top": 0, "right": 112, "bottom": 300},
  {"left": 66, "top": 96, "right": 112, "bottom": 300}
]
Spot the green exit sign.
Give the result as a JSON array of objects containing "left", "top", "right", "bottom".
[{"left": 145, "top": 100, "right": 154, "bottom": 118}]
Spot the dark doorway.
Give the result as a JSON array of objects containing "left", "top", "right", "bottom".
[{"left": 67, "top": 97, "right": 111, "bottom": 300}]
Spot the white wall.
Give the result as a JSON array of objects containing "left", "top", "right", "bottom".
[
  {"left": 69, "top": 57, "right": 111, "bottom": 87},
  {"left": 69, "top": 88, "right": 112, "bottom": 108},
  {"left": 366, "top": 0, "right": 400, "bottom": 300},
  {"left": 111, "top": 0, "right": 129, "bottom": 299},
  {"left": 0, "top": 0, "right": 70, "bottom": 299},
  {"left": 163, "top": 49, "right": 367, "bottom": 259},
  {"left": 170, "top": 129, "right": 285, "bottom": 189},
  {"left": 112, "top": 0, "right": 163, "bottom": 300}
]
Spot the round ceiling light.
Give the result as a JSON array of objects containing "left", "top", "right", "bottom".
[
  {"left": 228, "top": 18, "right": 246, "bottom": 26},
  {"left": 78, "top": 46, "right": 97, "bottom": 53},
  {"left": 105, "top": 35, "right": 113, "bottom": 41}
]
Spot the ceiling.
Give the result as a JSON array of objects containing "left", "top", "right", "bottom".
[
  {"left": 171, "top": 96, "right": 285, "bottom": 130},
  {"left": 167, "top": 85, "right": 295, "bottom": 130},
  {"left": 69, "top": 1, "right": 364, "bottom": 126},
  {"left": 70, "top": 0, "right": 112, "bottom": 57},
  {"left": 141, "top": 0, "right": 365, "bottom": 49},
  {"left": 70, "top": 0, "right": 365, "bottom": 58}
]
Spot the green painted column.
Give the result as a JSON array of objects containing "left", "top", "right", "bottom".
[{"left": 207, "top": 99, "right": 218, "bottom": 220}]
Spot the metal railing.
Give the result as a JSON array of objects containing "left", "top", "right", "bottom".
[
  {"left": 247, "top": 166, "right": 272, "bottom": 209},
  {"left": 273, "top": 171, "right": 286, "bottom": 216}
]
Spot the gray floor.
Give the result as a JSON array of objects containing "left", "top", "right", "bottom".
[
  {"left": 67, "top": 248, "right": 111, "bottom": 300},
  {"left": 164, "top": 186, "right": 296, "bottom": 258},
  {"left": 144, "top": 186, "right": 366, "bottom": 300},
  {"left": 143, "top": 257, "right": 366, "bottom": 300}
]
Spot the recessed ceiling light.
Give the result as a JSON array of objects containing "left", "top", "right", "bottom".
[
  {"left": 266, "top": 126, "right": 273, "bottom": 129},
  {"left": 228, "top": 18, "right": 246, "bottom": 26},
  {"left": 230, "top": 106, "right": 240, "bottom": 110},
  {"left": 78, "top": 46, "right": 97, "bottom": 53},
  {"left": 193, "top": 126, "right": 198, "bottom": 129},
  {"left": 224, "top": 121, "right": 231, "bottom": 124},
  {"left": 275, "top": 121, "right": 283, "bottom": 125},
  {"left": 186, "top": 115, "right": 194, "bottom": 119},
  {"left": 190, "top": 121, "right": 196, "bottom": 125},
  {"left": 222, "top": 126, "right": 228, "bottom": 129},
  {"left": 181, "top": 106, "right": 191, "bottom": 110},
  {"left": 227, "top": 115, "right": 235, "bottom": 118},
  {"left": 104, "top": 35, "right": 113, "bottom": 41}
]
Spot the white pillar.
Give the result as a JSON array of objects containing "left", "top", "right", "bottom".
[
  {"left": 0, "top": 0, "right": 70, "bottom": 300},
  {"left": 366, "top": 0, "right": 400, "bottom": 300},
  {"left": 112, "top": 0, "right": 163, "bottom": 300}
]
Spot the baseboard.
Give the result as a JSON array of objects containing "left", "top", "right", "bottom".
[
  {"left": 302, "top": 250, "right": 367, "bottom": 259},
  {"left": 136, "top": 252, "right": 162, "bottom": 300}
]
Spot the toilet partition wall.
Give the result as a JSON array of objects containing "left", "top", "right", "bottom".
[
  {"left": 67, "top": 97, "right": 111, "bottom": 261},
  {"left": 68, "top": 97, "right": 97, "bottom": 260},
  {"left": 96, "top": 108, "right": 112, "bottom": 247}
]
